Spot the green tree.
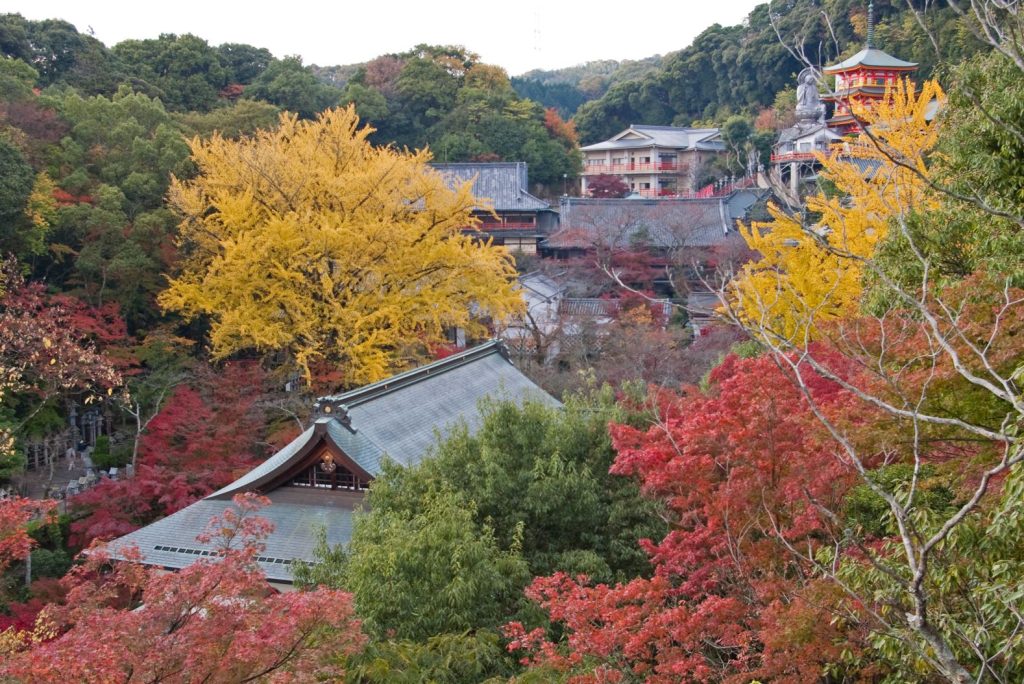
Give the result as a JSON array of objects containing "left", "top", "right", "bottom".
[
  {"left": 355, "top": 392, "right": 665, "bottom": 582},
  {"left": 246, "top": 55, "right": 341, "bottom": 119},
  {"left": 0, "top": 138, "right": 34, "bottom": 257},
  {"left": 341, "top": 492, "right": 529, "bottom": 641},
  {"left": 42, "top": 88, "right": 191, "bottom": 326},
  {"left": 0, "top": 55, "right": 36, "bottom": 101},
  {"left": 338, "top": 81, "right": 388, "bottom": 125},
  {"left": 174, "top": 98, "right": 280, "bottom": 139},
  {"left": 216, "top": 42, "right": 273, "bottom": 84},
  {"left": 0, "top": 14, "right": 124, "bottom": 93},
  {"left": 113, "top": 34, "right": 229, "bottom": 112}
]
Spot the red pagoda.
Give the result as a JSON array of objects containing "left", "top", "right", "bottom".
[{"left": 823, "top": 2, "right": 917, "bottom": 134}]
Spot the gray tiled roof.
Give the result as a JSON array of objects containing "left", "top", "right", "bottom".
[
  {"left": 545, "top": 197, "right": 733, "bottom": 250},
  {"left": 320, "top": 341, "right": 559, "bottom": 468},
  {"left": 776, "top": 122, "right": 843, "bottom": 145},
  {"left": 519, "top": 272, "right": 563, "bottom": 301},
  {"left": 209, "top": 418, "right": 386, "bottom": 500},
  {"left": 105, "top": 489, "right": 359, "bottom": 583},
  {"left": 431, "top": 162, "right": 550, "bottom": 211},
  {"left": 107, "top": 341, "right": 558, "bottom": 582},
  {"left": 206, "top": 423, "right": 318, "bottom": 499},
  {"left": 824, "top": 47, "right": 917, "bottom": 72},
  {"left": 558, "top": 298, "right": 673, "bottom": 320},
  {"left": 581, "top": 125, "right": 724, "bottom": 152}
]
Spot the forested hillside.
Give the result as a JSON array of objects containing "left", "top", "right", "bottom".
[
  {"left": 0, "top": 16, "right": 579, "bottom": 191},
  {"left": 511, "top": 56, "right": 663, "bottom": 117},
  {"left": 569, "top": 0, "right": 986, "bottom": 142}
]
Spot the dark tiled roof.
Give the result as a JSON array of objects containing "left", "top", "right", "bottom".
[
  {"left": 776, "top": 123, "right": 843, "bottom": 145},
  {"left": 431, "top": 162, "right": 550, "bottom": 212},
  {"left": 544, "top": 197, "right": 735, "bottom": 250},
  {"left": 558, "top": 298, "right": 619, "bottom": 318}
]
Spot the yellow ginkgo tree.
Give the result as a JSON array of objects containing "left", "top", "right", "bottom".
[
  {"left": 729, "top": 79, "right": 944, "bottom": 344},
  {"left": 160, "top": 107, "right": 522, "bottom": 386}
]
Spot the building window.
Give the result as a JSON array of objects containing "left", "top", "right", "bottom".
[{"left": 504, "top": 238, "right": 537, "bottom": 255}]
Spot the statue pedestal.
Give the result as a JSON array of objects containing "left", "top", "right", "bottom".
[{"left": 795, "top": 106, "right": 825, "bottom": 124}]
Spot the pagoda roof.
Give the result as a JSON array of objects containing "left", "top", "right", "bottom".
[
  {"left": 823, "top": 85, "right": 891, "bottom": 100},
  {"left": 824, "top": 47, "right": 917, "bottom": 73}
]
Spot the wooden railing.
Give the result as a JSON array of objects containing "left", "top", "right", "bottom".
[
  {"left": 478, "top": 222, "right": 537, "bottom": 230},
  {"left": 582, "top": 162, "right": 682, "bottom": 175},
  {"left": 633, "top": 176, "right": 757, "bottom": 199}
]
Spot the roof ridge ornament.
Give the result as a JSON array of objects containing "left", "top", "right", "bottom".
[{"left": 312, "top": 400, "right": 353, "bottom": 429}]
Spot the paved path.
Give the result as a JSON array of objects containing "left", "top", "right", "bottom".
[{"left": 15, "top": 452, "right": 98, "bottom": 499}]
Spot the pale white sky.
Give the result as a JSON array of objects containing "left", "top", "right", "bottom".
[{"left": 9, "top": 0, "right": 763, "bottom": 76}]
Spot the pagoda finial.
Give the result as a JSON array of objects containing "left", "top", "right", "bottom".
[{"left": 866, "top": 1, "right": 875, "bottom": 48}]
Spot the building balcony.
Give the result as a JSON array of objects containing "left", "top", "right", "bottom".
[
  {"left": 771, "top": 151, "right": 821, "bottom": 163},
  {"left": 635, "top": 188, "right": 681, "bottom": 198},
  {"left": 632, "top": 177, "right": 756, "bottom": 199},
  {"left": 582, "top": 162, "right": 682, "bottom": 175},
  {"left": 477, "top": 221, "right": 537, "bottom": 231}
]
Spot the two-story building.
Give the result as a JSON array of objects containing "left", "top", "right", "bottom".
[
  {"left": 431, "top": 162, "right": 558, "bottom": 254},
  {"left": 579, "top": 125, "right": 726, "bottom": 198}
]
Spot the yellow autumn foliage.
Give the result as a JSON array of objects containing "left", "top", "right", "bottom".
[
  {"left": 159, "top": 107, "right": 522, "bottom": 385},
  {"left": 730, "top": 79, "right": 944, "bottom": 343}
]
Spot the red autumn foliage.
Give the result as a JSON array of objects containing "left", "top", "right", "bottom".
[
  {"left": 0, "top": 261, "right": 122, "bottom": 403},
  {"left": 0, "top": 497, "right": 56, "bottom": 578},
  {"left": 2, "top": 494, "right": 366, "bottom": 682},
  {"left": 587, "top": 173, "right": 630, "bottom": 199},
  {"left": 544, "top": 108, "right": 579, "bottom": 147},
  {"left": 0, "top": 101, "right": 69, "bottom": 166},
  {"left": 0, "top": 578, "right": 67, "bottom": 633},
  {"left": 50, "top": 188, "right": 94, "bottom": 206},
  {"left": 507, "top": 353, "right": 868, "bottom": 682},
  {"left": 70, "top": 362, "right": 268, "bottom": 546},
  {"left": 430, "top": 343, "right": 462, "bottom": 360},
  {"left": 219, "top": 83, "right": 245, "bottom": 100}
]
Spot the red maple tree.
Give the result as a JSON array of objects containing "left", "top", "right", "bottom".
[
  {"left": 0, "top": 259, "right": 122, "bottom": 410},
  {"left": 506, "top": 353, "right": 869, "bottom": 682},
  {"left": 2, "top": 494, "right": 365, "bottom": 682},
  {"left": 70, "top": 362, "right": 268, "bottom": 546}
]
